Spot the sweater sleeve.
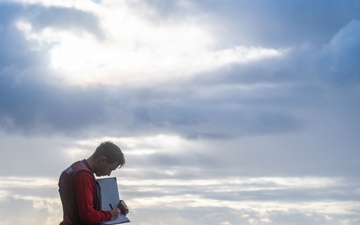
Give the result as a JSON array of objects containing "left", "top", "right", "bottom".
[{"left": 75, "top": 172, "right": 112, "bottom": 224}]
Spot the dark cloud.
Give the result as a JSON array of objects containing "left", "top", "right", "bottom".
[
  {"left": 0, "top": 12, "right": 49, "bottom": 68},
  {"left": 191, "top": 0, "right": 360, "bottom": 48},
  {"left": 129, "top": 97, "right": 301, "bottom": 140},
  {"left": 0, "top": 2, "right": 103, "bottom": 68},
  {"left": 28, "top": 5, "right": 104, "bottom": 39},
  {"left": 0, "top": 67, "right": 304, "bottom": 139},
  {"left": 0, "top": 73, "right": 109, "bottom": 135},
  {"left": 1, "top": 1, "right": 359, "bottom": 141},
  {"left": 321, "top": 20, "right": 360, "bottom": 83},
  {"left": 0, "top": 2, "right": 104, "bottom": 37}
]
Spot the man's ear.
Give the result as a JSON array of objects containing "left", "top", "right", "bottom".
[{"left": 98, "top": 155, "right": 107, "bottom": 165}]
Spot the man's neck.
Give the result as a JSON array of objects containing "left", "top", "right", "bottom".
[{"left": 85, "top": 157, "right": 96, "bottom": 173}]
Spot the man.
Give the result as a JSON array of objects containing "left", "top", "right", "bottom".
[{"left": 59, "top": 141, "right": 129, "bottom": 225}]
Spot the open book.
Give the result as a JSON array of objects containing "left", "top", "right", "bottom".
[{"left": 97, "top": 177, "right": 130, "bottom": 224}]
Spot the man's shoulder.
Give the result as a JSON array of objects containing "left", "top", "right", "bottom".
[
  {"left": 72, "top": 160, "right": 91, "bottom": 172},
  {"left": 62, "top": 160, "right": 92, "bottom": 177}
]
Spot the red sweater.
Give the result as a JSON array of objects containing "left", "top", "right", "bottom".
[
  {"left": 59, "top": 160, "right": 111, "bottom": 225},
  {"left": 75, "top": 172, "right": 111, "bottom": 224}
]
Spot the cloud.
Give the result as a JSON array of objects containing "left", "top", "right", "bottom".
[
  {"left": 1, "top": 173, "right": 359, "bottom": 225},
  {"left": 118, "top": 175, "right": 360, "bottom": 225},
  {"left": 1, "top": 1, "right": 360, "bottom": 225},
  {"left": 1, "top": 0, "right": 285, "bottom": 86},
  {"left": 0, "top": 2, "right": 103, "bottom": 68},
  {"left": 0, "top": 0, "right": 315, "bottom": 138},
  {"left": 27, "top": 5, "right": 103, "bottom": 39},
  {"left": 187, "top": 0, "right": 360, "bottom": 48},
  {"left": 322, "top": 20, "right": 360, "bottom": 83},
  {"left": 0, "top": 75, "right": 111, "bottom": 135}
]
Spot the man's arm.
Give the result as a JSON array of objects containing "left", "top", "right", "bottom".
[{"left": 75, "top": 173, "right": 117, "bottom": 223}]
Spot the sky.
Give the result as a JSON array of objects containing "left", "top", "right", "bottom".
[{"left": 0, "top": 0, "right": 360, "bottom": 224}]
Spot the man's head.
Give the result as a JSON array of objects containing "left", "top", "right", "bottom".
[{"left": 88, "top": 141, "right": 125, "bottom": 176}]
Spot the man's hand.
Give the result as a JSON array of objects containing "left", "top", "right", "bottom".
[
  {"left": 118, "top": 200, "right": 129, "bottom": 215},
  {"left": 109, "top": 208, "right": 120, "bottom": 220}
]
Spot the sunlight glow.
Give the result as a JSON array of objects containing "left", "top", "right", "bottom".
[
  {"left": 74, "top": 134, "right": 196, "bottom": 156},
  {"left": 14, "top": 1, "right": 284, "bottom": 86}
]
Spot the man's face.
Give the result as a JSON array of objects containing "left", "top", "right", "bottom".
[{"left": 96, "top": 157, "right": 120, "bottom": 176}]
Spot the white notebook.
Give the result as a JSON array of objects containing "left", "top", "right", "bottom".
[{"left": 97, "top": 177, "right": 130, "bottom": 224}]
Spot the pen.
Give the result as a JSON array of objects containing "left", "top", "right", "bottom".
[{"left": 109, "top": 204, "right": 113, "bottom": 210}]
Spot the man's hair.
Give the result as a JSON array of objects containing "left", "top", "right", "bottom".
[{"left": 92, "top": 141, "right": 125, "bottom": 167}]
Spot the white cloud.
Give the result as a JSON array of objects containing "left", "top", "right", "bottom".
[
  {"left": 0, "top": 176, "right": 57, "bottom": 189},
  {"left": 13, "top": 0, "right": 284, "bottom": 86},
  {"left": 5, "top": 0, "right": 100, "bottom": 11}
]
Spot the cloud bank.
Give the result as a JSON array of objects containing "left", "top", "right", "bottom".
[{"left": 0, "top": 0, "right": 360, "bottom": 225}]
